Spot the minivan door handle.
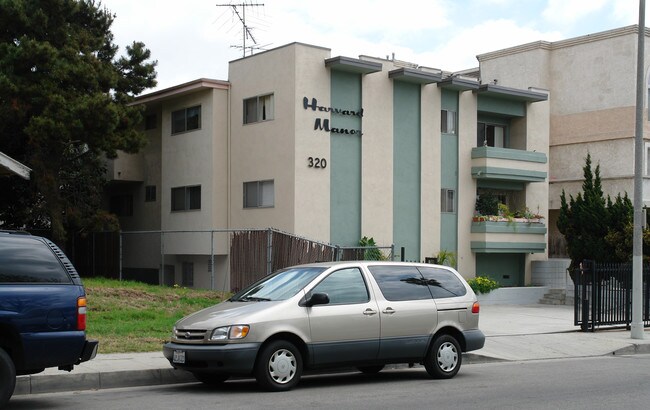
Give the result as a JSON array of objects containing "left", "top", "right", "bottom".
[
  {"left": 363, "top": 308, "right": 377, "bottom": 316},
  {"left": 382, "top": 307, "right": 396, "bottom": 314}
]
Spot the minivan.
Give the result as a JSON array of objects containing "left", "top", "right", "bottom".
[{"left": 163, "top": 261, "right": 485, "bottom": 391}]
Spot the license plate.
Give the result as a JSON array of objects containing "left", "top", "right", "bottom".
[{"left": 173, "top": 350, "right": 186, "bottom": 364}]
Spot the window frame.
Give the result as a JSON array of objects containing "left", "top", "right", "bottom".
[
  {"left": 441, "top": 109, "right": 457, "bottom": 134},
  {"left": 441, "top": 188, "right": 456, "bottom": 214},
  {"left": 310, "top": 267, "right": 370, "bottom": 305},
  {"left": 145, "top": 185, "right": 156, "bottom": 202},
  {"left": 171, "top": 185, "right": 201, "bottom": 212},
  {"left": 243, "top": 93, "right": 274, "bottom": 124},
  {"left": 171, "top": 105, "right": 201, "bottom": 135},
  {"left": 477, "top": 122, "right": 506, "bottom": 148},
  {"left": 243, "top": 180, "right": 274, "bottom": 209}
]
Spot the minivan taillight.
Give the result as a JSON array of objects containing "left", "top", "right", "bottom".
[
  {"left": 471, "top": 301, "right": 480, "bottom": 314},
  {"left": 77, "top": 297, "right": 87, "bottom": 330}
]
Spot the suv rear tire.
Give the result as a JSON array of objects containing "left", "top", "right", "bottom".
[
  {"left": 0, "top": 347, "right": 16, "bottom": 408},
  {"left": 254, "top": 340, "right": 302, "bottom": 391},
  {"left": 424, "top": 334, "right": 461, "bottom": 379}
]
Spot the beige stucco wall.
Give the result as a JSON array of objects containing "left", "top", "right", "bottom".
[
  {"left": 457, "top": 91, "right": 478, "bottom": 278},
  {"left": 421, "top": 82, "right": 442, "bottom": 258},
  {"left": 360, "top": 59, "right": 394, "bottom": 247},
  {"left": 292, "top": 45, "right": 332, "bottom": 242}
]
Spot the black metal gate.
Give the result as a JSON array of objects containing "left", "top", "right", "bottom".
[{"left": 574, "top": 260, "right": 650, "bottom": 331}]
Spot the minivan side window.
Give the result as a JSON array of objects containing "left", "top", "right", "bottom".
[
  {"left": 417, "top": 266, "right": 467, "bottom": 299},
  {"left": 0, "top": 236, "right": 72, "bottom": 283},
  {"left": 368, "top": 265, "right": 432, "bottom": 301},
  {"left": 311, "top": 268, "right": 369, "bottom": 305}
]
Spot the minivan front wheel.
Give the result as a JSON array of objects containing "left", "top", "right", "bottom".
[
  {"left": 255, "top": 340, "right": 302, "bottom": 391},
  {"left": 0, "top": 347, "right": 16, "bottom": 408},
  {"left": 425, "top": 334, "right": 461, "bottom": 379}
]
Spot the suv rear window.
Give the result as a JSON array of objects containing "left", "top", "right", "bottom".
[
  {"left": 0, "top": 236, "right": 72, "bottom": 283},
  {"left": 368, "top": 265, "right": 432, "bottom": 301}
]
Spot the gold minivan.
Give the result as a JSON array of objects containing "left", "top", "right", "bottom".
[{"left": 163, "top": 261, "right": 485, "bottom": 391}]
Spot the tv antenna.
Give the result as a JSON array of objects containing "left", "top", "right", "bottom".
[{"left": 216, "top": 2, "right": 265, "bottom": 57}]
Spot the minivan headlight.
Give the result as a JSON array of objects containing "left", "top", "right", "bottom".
[{"left": 210, "top": 325, "right": 250, "bottom": 341}]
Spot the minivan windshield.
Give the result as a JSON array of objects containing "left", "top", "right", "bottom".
[{"left": 230, "top": 266, "right": 326, "bottom": 302}]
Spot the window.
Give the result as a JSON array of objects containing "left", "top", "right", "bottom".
[
  {"left": 646, "top": 143, "right": 650, "bottom": 176},
  {"left": 145, "top": 185, "right": 156, "bottom": 202},
  {"left": 441, "top": 110, "right": 457, "bottom": 134},
  {"left": 182, "top": 262, "right": 194, "bottom": 287},
  {"left": 145, "top": 114, "right": 157, "bottom": 130},
  {"left": 417, "top": 266, "right": 467, "bottom": 299},
  {"left": 244, "top": 94, "right": 274, "bottom": 124},
  {"left": 110, "top": 194, "right": 133, "bottom": 216},
  {"left": 172, "top": 105, "right": 201, "bottom": 134},
  {"left": 368, "top": 265, "right": 432, "bottom": 301},
  {"left": 0, "top": 236, "right": 72, "bottom": 283},
  {"left": 171, "top": 185, "right": 201, "bottom": 211},
  {"left": 477, "top": 122, "right": 505, "bottom": 147},
  {"left": 311, "top": 268, "right": 369, "bottom": 305},
  {"left": 441, "top": 188, "right": 455, "bottom": 213},
  {"left": 244, "top": 180, "right": 274, "bottom": 208}
]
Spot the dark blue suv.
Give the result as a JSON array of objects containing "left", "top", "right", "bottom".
[{"left": 0, "top": 231, "right": 98, "bottom": 407}]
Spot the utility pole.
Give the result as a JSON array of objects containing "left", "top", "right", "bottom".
[
  {"left": 216, "top": 2, "right": 264, "bottom": 57},
  {"left": 632, "top": 0, "right": 645, "bottom": 340}
]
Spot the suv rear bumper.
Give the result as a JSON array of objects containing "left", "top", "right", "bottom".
[
  {"left": 163, "top": 342, "right": 261, "bottom": 375},
  {"left": 80, "top": 339, "right": 99, "bottom": 363}
]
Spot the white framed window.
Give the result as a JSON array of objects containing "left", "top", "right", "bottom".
[
  {"left": 171, "top": 105, "right": 201, "bottom": 134},
  {"left": 244, "top": 180, "right": 274, "bottom": 208},
  {"left": 441, "top": 110, "right": 457, "bottom": 134},
  {"left": 441, "top": 188, "right": 455, "bottom": 213},
  {"left": 244, "top": 94, "right": 274, "bottom": 124},
  {"left": 171, "top": 185, "right": 201, "bottom": 211}
]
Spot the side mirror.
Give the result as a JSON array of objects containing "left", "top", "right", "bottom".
[{"left": 303, "top": 292, "right": 330, "bottom": 307}]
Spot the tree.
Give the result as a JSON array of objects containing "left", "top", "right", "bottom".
[
  {"left": 0, "top": 0, "right": 156, "bottom": 245},
  {"left": 558, "top": 154, "right": 634, "bottom": 279}
]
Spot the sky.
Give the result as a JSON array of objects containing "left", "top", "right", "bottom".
[{"left": 101, "top": 0, "right": 645, "bottom": 92}]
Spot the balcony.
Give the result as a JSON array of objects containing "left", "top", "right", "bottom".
[
  {"left": 470, "top": 218, "right": 547, "bottom": 254},
  {"left": 105, "top": 152, "right": 145, "bottom": 182},
  {"left": 471, "top": 146, "right": 547, "bottom": 185}
]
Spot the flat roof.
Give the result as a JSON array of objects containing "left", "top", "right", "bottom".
[
  {"left": 325, "top": 56, "right": 382, "bottom": 74},
  {"left": 476, "top": 84, "right": 548, "bottom": 102},
  {"left": 388, "top": 67, "right": 442, "bottom": 84},
  {"left": 133, "top": 78, "right": 230, "bottom": 105}
]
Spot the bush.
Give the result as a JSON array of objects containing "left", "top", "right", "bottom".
[{"left": 467, "top": 276, "right": 500, "bottom": 294}]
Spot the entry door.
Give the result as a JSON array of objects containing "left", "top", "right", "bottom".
[{"left": 307, "top": 267, "right": 380, "bottom": 366}]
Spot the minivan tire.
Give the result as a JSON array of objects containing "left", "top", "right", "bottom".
[
  {"left": 254, "top": 340, "right": 302, "bottom": 391},
  {"left": 0, "top": 347, "right": 16, "bottom": 408},
  {"left": 424, "top": 334, "right": 461, "bottom": 379}
]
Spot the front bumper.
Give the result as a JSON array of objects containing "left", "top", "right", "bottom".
[{"left": 162, "top": 342, "right": 261, "bottom": 375}]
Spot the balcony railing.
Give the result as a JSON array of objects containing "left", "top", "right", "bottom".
[{"left": 471, "top": 146, "right": 547, "bottom": 183}]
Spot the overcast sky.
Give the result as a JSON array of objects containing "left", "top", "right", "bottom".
[{"left": 101, "top": 0, "right": 645, "bottom": 92}]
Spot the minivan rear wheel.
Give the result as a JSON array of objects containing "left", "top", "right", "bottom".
[
  {"left": 424, "top": 334, "right": 461, "bottom": 379},
  {"left": 0, "top": 347, "right": 16, "bottom": 408},
  {"left": 255, "top": 340, "right": 302, "bottom": 391}
]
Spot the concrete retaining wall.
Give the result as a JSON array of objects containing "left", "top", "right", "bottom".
[{"left": 477, "top": 286, "right": 549, "bottom": 305}]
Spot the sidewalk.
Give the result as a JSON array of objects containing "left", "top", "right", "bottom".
[{"left": 15, "top": 304, "right": 650, "bottom": 395}]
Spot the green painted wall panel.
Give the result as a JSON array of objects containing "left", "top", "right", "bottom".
[
  {"left": 476, "top": 253, "right": 525, "bottom": 286},
  {"left": 393, "top": 82, "right": 421, "bottom": 261},
  {"left": 440, "top": 89, "right": 458, "bottom": 255},
  {"left": 478, "top": 96, "right": 525, "bottom": 117},
  {"left": 330, "top": 71, "right": 362, "bottom": 246}
]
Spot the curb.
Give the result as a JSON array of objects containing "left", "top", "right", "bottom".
[{"left": 15, "top": 368, "right": 195, "bottom": 396}]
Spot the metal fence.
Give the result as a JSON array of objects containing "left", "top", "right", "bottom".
[
  {"left": 65, "top": 228, "right": 394, "bottom": 292},
  {"left": 574, "top": 260, "right": 650, "bottom": 331}
]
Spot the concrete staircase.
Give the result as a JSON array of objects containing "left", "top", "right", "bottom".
[{"left": 539, "top": 288, "right": 566, "bottom": 305}]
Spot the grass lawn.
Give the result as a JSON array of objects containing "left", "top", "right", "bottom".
[{"left": 83, "top": 277, "right": 228, "bottom": 353}]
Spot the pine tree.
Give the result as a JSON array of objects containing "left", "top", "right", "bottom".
[{"left": 0, "top": 0, "right": 157, "bottom": 245}]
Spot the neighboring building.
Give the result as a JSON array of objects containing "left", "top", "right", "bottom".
[
  {"left": 0, "top": 151, "right": 31, "bottom": 180},
  {"left": 106, "top": 42, "right": 550, "bottom": 289},
  {"left": 477, "top": 25, "right": 650, "bottom": 257}
]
